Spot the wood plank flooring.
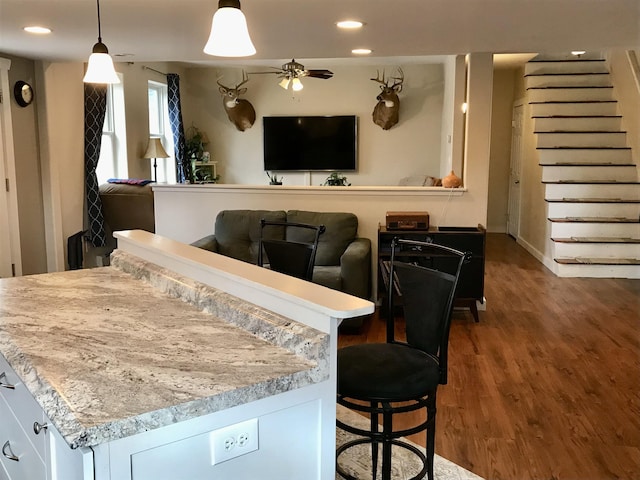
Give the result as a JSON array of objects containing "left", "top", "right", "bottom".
[{"left": 338, "top": 233, "right": 640, "bottom": 480}]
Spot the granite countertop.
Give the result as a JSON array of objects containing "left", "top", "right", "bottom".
[{"left": 0, "top": 251, "right": 328, "bottom": 449}]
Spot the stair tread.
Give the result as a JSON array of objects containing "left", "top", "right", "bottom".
[
  {"left": 529, "top": 100, "right": 617, "bottom": 104},
  {"left": 532, "top": 115, "right": 622, "bottom": 118},
  {"left": 548, "top": 217, "right": 640, "bottom": 223},
  {"left": 546, "top": 197, "right": 640, "bottom": 203},
  {"left": 554, "top": 257, "right": 640, "bottom": 265},
  {"left": 525, "top": 72, "right": 609, "bottom": 77},
  {"left": 527, "top": 85, "right": 613, "bottom": 90},
  {"left": 537, "top": 146, "right": 631, "bottom": 150},
  {"left": 539, "top": 162, "right": 635, "bottom": 167},
  {"left": 534, "top": 130, "right": 626, "bottom": 133},
  {"left": 543, "top": 180, "right": 640, "bottom": 184},
  {"left": 552, "top": 237, "right": 640, "bottom": 243},
  {"left": 529, "top": 59, "right": 605, "bottom": 63}
]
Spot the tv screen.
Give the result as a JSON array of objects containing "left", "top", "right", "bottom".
[{"left": 263, "top": 115, "right": 358, "bottom": 172}]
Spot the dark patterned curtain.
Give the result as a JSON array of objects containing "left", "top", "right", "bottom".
[
  {"left": 167, "top": 74, "right": 192, "bottom": 183},
  {"left": 84, "top": 83, "right": 108, "bottom": 248}
]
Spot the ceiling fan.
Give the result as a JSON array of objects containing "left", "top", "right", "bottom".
[{"left": 251, "top": 59, "right": 333, "bottom": 91}]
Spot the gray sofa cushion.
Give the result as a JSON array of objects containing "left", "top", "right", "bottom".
[
  {"left": 214, "top": 210, "right": 286, "bottom": 263},
  {"left": 286, "top": 210, "right": 358, "bottom": 266}
]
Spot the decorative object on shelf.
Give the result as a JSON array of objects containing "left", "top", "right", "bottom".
[
  {"left": 442, "top": 170, "right": 462, "bottom": 188},
  {"left": 83, "top": 0, "right": 120, "bottom": 84},
  {"left": 323, "top": 172, "right": 350, "bottom": 186},
  {"left": 13, "top": 80, "right": 34, "bottom": 107},
  {"left": 371, "top": 68, "right": 404, "bottom": 130},
  {"left": 194, "top": 161, "right": 220, "bottom": 183},
  {"left": 185, "top": 125, "right": 208, "bottom": 163},
  {"left": 142, "top": 137, "right": 170, "bottom": 182},
  {"left": 217, "top": 71, "right": 256, "bottom": 131},
  {"left": 203, "top": 0, "right": 256, "bottom": 58},
  {"left": 250, "top": 58, "right": 333, "bottom": 91},
  {"left": 266, "top": 171, "right": 282, "bottom": 185}
]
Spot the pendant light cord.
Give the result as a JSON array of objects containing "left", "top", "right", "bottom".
[{"left": 96, "top": 0, "right": 102, "bottom": 42}]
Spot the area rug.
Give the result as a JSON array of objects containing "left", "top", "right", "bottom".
[{"left": 336, "top": 406, "right": 484, "bottom": 480}]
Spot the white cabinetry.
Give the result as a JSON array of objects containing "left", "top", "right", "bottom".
[{"left": 0, "top": 356, "right": 46, "bottom": 480}]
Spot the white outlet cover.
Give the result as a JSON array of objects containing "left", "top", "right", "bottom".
[{"left": 210, "top": 418, "right": 259, "bottom": 465}]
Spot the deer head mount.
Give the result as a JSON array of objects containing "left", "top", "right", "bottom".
[
  {"left": 217, "top": 71, "right": 256, "bottom": 132},
  {"left": 371, "top": 68, "right": 404, "bottom": 130}
]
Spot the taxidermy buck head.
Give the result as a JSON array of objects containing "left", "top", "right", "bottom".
[
  {"left": 371, "top": 68, "right": 404, "bottom": 130},
  {"left": 217, "top": 71, "right": 256, "bottom": 132}
]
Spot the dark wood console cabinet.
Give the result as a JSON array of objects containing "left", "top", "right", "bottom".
[{"left": 378, "top": 224, "right": 486, "bottom": 322}]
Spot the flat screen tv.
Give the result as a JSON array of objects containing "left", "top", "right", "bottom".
[{"left": 263, "top": 115, "right": 358, "bottom": 172}]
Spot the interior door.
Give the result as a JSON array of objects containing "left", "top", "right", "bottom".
[{"left": 507, "top": 102, "right": 524, "bottom": 239}]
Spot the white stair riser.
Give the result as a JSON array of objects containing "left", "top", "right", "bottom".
[
  {"left": 528, "top": 88, "right": 614, "bottom": 102},
  {"left": 553, "top": 242, "right": 640, "bottom": 258},
  {"left": 555, "top": 263, "right": 640, "bottom": 279},
  {"left": 530, "top": 102, "right": 618, "bottom": 116},
  {"left": 536, "top": 132, "right": 627, "bottom": 148},
  {"left": 546, "top": 202, "right": 640, "bottom": 218},
  {"left": 541, "top": 165, "right": 637, "bottom": 182},
  {"left": 550, "top": 222, "right": 640, "bottom": 238},
  {"left": 525, "top": 61, "right": 608, "bottom": 75},
  {"left": 526, "top": 74, "right": 611, "bottom": 88},
  {"left": 537, "top": 148, "right": 632, "bottom": 164},
  {"left": 545, "top": 183, "right": 640, "bottom": 199},
  {"left": 534, "top": 116, "right": 621, "bottom": 132}
]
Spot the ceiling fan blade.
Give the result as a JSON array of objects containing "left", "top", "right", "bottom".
[{"left": 305, "top": 69, "right": 334, "bottom": 79}]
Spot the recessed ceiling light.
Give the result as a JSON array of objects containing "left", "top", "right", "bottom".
[
  {"left": 352, "top": 48, "right": 372, "bottom": 55},
  {"left": 24, "top": 26, "right": 51, "bottom": 34},
  {"left": 337, "top": 20, "right": 364, "bottom": 29}
]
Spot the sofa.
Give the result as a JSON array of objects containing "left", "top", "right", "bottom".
[
  {"left": 191, "top": 209, "right": 372, "bottom": 328},
  {"left": 99, "top": 182, "right": 155, "bottom": 257}
]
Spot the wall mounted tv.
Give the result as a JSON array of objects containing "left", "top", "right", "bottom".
[{"left": 263, "top": 115, "right": 358, "bottom": 172}]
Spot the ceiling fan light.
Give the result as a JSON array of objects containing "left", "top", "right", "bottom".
[
  {"left": 83, "top": 43, "right": 120, "bottom": 84},
  {"left": 291, "top": 77, "right": 303, "bottom": 91},
  {"left": 204, "top": 1, "right": 256, "bottom": 57},
  {"left": 279, "top": 77, "right": 291, "bottom": 89}
]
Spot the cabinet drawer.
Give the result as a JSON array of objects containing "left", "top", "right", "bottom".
[
  {"left": 0, "top": 395, "right": 46, "bottom": 480},
  {"left": 0, "top": 356, "right": 47, "bottom": 463}
]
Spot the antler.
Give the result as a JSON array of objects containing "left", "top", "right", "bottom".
[
  {"left": 390, "top": 68, "right": 404, "bottom": 92},
  {"left": 236, "top": 70, "right": 250, "bottom": 89},
  {"left": 217, "top": 70, "right": 250, "bottom": 91},
  {"left": 370, "top": 69, "right": 388, "bottom": 86}
]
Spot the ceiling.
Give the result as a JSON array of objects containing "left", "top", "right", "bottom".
[{"left": 0, "top": 0, "right": 638, "bottom": 69}]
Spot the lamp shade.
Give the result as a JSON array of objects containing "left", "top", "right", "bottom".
[
  {"left": 83, "top": 47, "right": 120, "bottom": 84},
  {"left": 203, "top": 0, "right": 256, "bottom": 57},
  {"left": 291, "top": 77, "right": 304, "bottom": 91},
  {"left": 143, "top": 137, "right": 170, "bottom": 159}
]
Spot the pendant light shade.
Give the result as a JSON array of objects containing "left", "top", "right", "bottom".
[
  {"left": 204, "top": 0, "right": 256, "bottom": 57},
  {"left": 83, "top": 0, "right": 120, "bottom": 84}
]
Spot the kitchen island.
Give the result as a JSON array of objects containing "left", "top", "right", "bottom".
[{"left": 0, "top": 230, "right": 374, "bottom": 480}]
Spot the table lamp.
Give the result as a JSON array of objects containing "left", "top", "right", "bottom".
[{"left": 143, "top": 137, "right": 170, "bottom": 182}]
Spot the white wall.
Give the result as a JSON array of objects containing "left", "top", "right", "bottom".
[{"left": 181, "top": 63, "right": 447, "bottom": 186}]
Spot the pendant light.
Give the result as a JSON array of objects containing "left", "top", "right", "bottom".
[
  {"left": 83, "top": 0, "right": 120, "bottom": 84},
  {"left": 204, "top": 0, "right": 256, "bottom": 57}
]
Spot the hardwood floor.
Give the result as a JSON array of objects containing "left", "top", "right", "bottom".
[{"left": 338, "top": 233, "right": 640, "bottom": 480}]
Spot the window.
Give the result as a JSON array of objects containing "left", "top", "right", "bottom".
[
  {"left": 96, "top": 77, "right": 127, "bottom": 184},
  {"left": 148, "top": 81, "right": 175, "bottom": 183}
]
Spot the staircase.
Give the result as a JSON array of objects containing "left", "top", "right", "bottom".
[{"left": 525, "top": 52, "right": 640, "bottom": 278}]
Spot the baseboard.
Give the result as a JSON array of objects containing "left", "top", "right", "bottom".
[{"left": 516, "top": 237, "right": 558, "bottom": 275}]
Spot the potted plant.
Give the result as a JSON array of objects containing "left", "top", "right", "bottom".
[
  {"left": 266, "top": 171, "right": 283, "bottom": 185},
  {"left": 323, "top": 172, "right": 350, "bottom": 186}
]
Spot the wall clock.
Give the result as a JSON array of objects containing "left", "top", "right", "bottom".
[{"left": 13, "top": 80, "right": 34, "bottom": 107}]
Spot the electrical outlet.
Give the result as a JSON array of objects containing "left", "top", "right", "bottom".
[{"left": 210, "top": 418, "right": 259, "bottom": 465}]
